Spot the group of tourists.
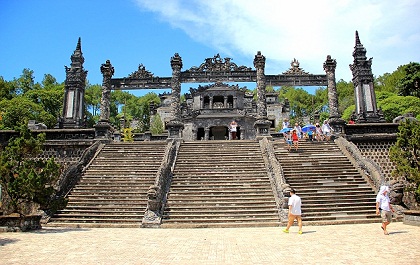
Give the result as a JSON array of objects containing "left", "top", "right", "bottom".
[{"left": 281, "top": 119, "right": 333, "bottom": 151}]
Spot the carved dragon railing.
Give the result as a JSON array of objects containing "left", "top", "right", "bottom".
[
  {"left": 142, "top": 139, "right": 180, "bottom": 227},
  {"left": 259, "top": 138, "right": 290, "bottom": 222},
  {"left": 335, "top": 136, "right": 384, "bottom": 192}
]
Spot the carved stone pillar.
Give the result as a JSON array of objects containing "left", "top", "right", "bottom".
[
  {"left": 209, "top": 96, "right": 213, "bottom": 109},
  {"left": 200, "top": 95, "right": 204, "bottom": 109},
  {"left": 61, "top": 38, "right": 88, "bottom": 128},
  {"left": 324, "top": 55, "right": 339, "bottom": 118},
  {"left": 233, "top": 97, "right": 237, "bottom": 109},
  {"left": 95, "top": 60, "right": 114, "bottom": 140},
  {"left": 324, "top": 55, "right": 346, "bottom": 134},
  {"left": 167, "top": 53, "right": 184, "bottom": 139},
  {"left": 349, "top": 31, "right": 385, "bottom": 123},
  {"left": 253, "top": 51, "right": 271, "bottom": 140},
  {"left": 224, "top": 96, "right": 228, "bottom": 108}
]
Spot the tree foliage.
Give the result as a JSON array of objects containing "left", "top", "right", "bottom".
[
  {"left": 397, "top": 62, "right": 420, "bottom": 98},
  {"left": 0, "top": 70, "right": 64, "bottom": 129},
  {"left": 389, "top": 120, "right": 420, "bottom": 201},
  {"left": 150, "top": 113, "right": 164, "bottom": 135},
  {"left": 0, "top": 125, "right": 63, "bottom": 215},
  {"left": 377, "top": 93, "right": 420, "bottom": 122}
]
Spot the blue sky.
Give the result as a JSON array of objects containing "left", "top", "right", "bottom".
[{"left": 1, "top": 0, "right": 419, "bottom": 96}]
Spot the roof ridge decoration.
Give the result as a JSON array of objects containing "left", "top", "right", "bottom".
[
  {"left": 282, "top": 58, "right": 310, "bottom": 75},
  {"left": 128, "top": 64, "right": 154, "bottom": 79},
  {"left": 186, "top": 53, "right": 252, "bottom": 72},
  {"left": 189, "top": 81, "right": 247, "bottom": 95}
]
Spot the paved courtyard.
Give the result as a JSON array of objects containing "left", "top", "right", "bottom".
[{"left": 1, "top": 222, "right": 420, "bottom": 265}]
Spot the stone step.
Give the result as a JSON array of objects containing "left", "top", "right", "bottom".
[
  {"left": 70, "top": 190, "right": 149, "bottom": 195},
  {"left": 171, "top": 175, "right": 268, "bottom": 179},
  {"left": 61, "top": 206, "right": 145, "bottom": 211},
  {"left": 170, "top": 181, "right": 272, "bottom": 187},
  {"left": 174, "top": 166, "right": 265, "bottom": 171},
  {"left": 49, "top": 217, "right": 143, "bottom": 223},
  {"left": 83, "top": 170, "right": 158, "bottom": 174},
  {"left": 165, "top": 204, "right": 276, "bottom": 209},
  {"left": 162, "top": 216, "right": 279, "bottom": 223},
  {"left": 72, "top": 185, "right": 152, "bottom": 190},
  {"left": 66, "top": 200, "right": 147, "bottom": 205},
  {"left": 160, "top": 221, "right": 280, "bottom": 228},
  {"left": 287, "top": 179, "right": 368, "bottom": 185},
  {"left": 285, "top": 171, "right": 361, "bottom": 176},
  {"left": 167, "top": 198, "right": 275, "bottom": 204},
  {"left": 45, "top": 222, "right": 142, "bottom": 228}
]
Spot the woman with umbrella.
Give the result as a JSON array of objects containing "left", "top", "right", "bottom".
[{"left": 302, "top": 124, "right": 316, "bottom": 142}]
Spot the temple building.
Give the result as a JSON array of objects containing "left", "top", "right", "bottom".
[{"left": 154, "top": 82, "right": 289, "bottom": 140}]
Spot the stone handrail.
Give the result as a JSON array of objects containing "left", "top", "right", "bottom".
[
  {"left": 54, "top": 141, "right": 103, "bottom": 198},
  {"left": 259, "top": 138, "right": 290, "bottom": 222},
  {"left": 142, "top": 139, "right": 180, "bottom": 227},
  {"left": 335, "top": 136, "right": 385, "bottom": 192}
]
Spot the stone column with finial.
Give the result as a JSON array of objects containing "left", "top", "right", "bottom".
[
  {"left": 324, "top": 55, "right": 346, "bottom": 134},
  {"left": 253, "top": 51, "right": 272, "bottom": 140},
  {"left": 94, "top": 59, "right": 114, "bottom": 141},
  {"left": 61, "top": 37, "right": 88, "bottom": 128},
  {"left": 167, "top": 53, "right": 184, "bottom": 139},
  {"left": 349, "top": 31, "right": 385, "bottom": 123}
]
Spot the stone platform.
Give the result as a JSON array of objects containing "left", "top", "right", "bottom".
[{"left": 1, "top": 222, "right": 419, "bottom": 264}]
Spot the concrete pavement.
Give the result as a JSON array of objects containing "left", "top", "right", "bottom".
[{"left": 1, "top": 222, "right": 420, "bottom": 265}]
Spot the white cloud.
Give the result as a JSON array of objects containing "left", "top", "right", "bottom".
[{"left": 134, "top": 0, "right": 420, "bottom": 81}]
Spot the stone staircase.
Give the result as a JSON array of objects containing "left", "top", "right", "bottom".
[
  {"left": 48, "top": 142, "right": 167, "bottom": 228},
  {"left": 161, "top": 140, "right": 280, "bottom": 228},
  {"left": 273, "top": 139, "right": 379, "bottom": 225}
]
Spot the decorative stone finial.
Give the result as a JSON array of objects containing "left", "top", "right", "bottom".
[
  {"left": 171, "top": 53, "right": 183, "bottom": 70},
  {"left": 253, "top": 51, "right": 266, "bottom": 69}
]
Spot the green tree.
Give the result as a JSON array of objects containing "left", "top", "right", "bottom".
[
  {"left": 14, "top": 68, "right": 39, "bottom": 95},
  {"left": 375, "top": 66, "right": 405, "bottom": 94},
  {"left": 0, "top": 125, "right": 62, "bottom": 215},
  {"left": 377, "top": 93, "right": 420, "bottom": 122},
  {"left": 150, "top": 113, "right": 164, "bottom": 135},
  {"left": 342, "top": 104, "right": 355, "bottom": 121},
  {"left": 389, "top": 120, "right": 420, "bottom": 201},
  {"left": 0, "top": 97, "right": 56, "bottom": 129},
  {"left": 336, "top": 79, "right": 355, "bottom": 115},
  {"left": 24, "top": 75, "right": 64, "bottom": 120},
  {"left": 277, "top": 86, "right": 314, "bottom": 123},
  {"left": 397, "top": 62, "right": 420, "bottom": 98},
  {"left": 0, "top": 76, "right": 17, "bottom": 100},
  {"left": 84, "top": 83, "right": 102, "bottom": 127}
]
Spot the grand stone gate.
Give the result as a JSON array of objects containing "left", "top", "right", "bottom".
[
  {"left": 61, "top": 32, "right": 387, "bottom": 140},
  {"left": 101, "top": 52, "right": 340, "bottom": 140},
  {"left": 61, "top": 39, "right": 341, "bottom": 140}
]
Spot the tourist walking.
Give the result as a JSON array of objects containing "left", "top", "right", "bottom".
[
  {"left": 282, "top": 118, "right": 290, "bottom": 129},
  {"left": 315, "top": 123, "right": 324, "bottom": 141},
  {"left": 229, "top": 120, "right": 238, "bottom": 140},
  {"left": 376, "top": 185, "right": 395, "bottom": 235},
  {"left": 307, "top": 127, "right": 314, "bottom": 142},
  {"left": 294, "top": 123, "right": 303, "bottom": 139},
  {"left": 284, "top": 130, "right": 293, "bottom": 151},
  {"left": 322, "top": 120, "right": 333, "bottom": 141},
  {"left": 283, "top": 189, "right": 303, "bottom": 234},
  {"left": 291, "top": 129, "right": 299, "bottom": 151}
]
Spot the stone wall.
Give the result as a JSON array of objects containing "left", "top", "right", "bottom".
[{"left": 354, "top": 140, "right": 398, "bottom": 182}]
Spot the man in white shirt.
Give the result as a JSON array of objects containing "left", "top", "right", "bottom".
[
  {"left": 283, "top": 189, "right": 303, "bottom": 234},
  {"left": 376, "top": 186, "right": 395, "bottom": 235}
]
